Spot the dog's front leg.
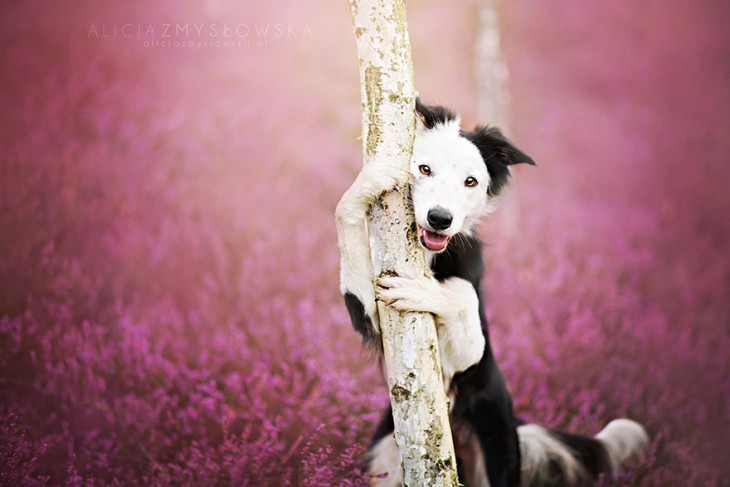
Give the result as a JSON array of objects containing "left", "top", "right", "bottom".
[
  {"left": 376, "top": 275, "right": 486, "bottom": 382},
  {"left": 336, "top": 163, "right": 411, "bottom": 349}
]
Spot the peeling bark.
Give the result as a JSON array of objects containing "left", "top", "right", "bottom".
[{"left": 348, "top": 0, "right": 458, "bottom": 485}]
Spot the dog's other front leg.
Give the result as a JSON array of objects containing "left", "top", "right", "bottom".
[
  {"left": 449, "top": 360, "right": 521, "bottom": 487},
  {"left": 471, "top": 380, "right": 521, "bottom": 487},
  {"left": 336, "top": 163, "right": 411, "bottom": 349},
  {"left": 376, "top": 275, "right": 486, "bottom": 382}
]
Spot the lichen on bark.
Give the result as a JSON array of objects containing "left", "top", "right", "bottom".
[{"left": 364, "top": 66, "right": 384, "bottom": 157}]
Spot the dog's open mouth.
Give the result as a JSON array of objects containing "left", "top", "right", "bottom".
[{"left": 419, "top": 226, "right": 450, "bottom": 252}]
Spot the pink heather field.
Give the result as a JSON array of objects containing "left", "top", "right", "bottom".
[{"left": 1, "top": 0, "right": 728, "bottom": 485}]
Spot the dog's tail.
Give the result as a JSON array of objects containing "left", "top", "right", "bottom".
[{"left": 518, "top": 418, "right": 649, "bottom": 485}]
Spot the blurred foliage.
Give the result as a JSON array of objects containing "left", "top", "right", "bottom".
[{"left": 0, "top": 0, "right": 728, "bottom": 484}]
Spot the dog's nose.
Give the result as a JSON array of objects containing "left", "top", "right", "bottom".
[{"left": 427, "top": 208, "right": 453, "bottom": 231}]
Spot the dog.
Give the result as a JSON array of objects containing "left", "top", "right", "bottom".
[{"left": 335, "top": 99, "right": 649, "bottom": 486}]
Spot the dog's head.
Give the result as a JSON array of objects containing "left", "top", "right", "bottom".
[{"left": 411, "top": 99, "right": 535, "bottom": 252}]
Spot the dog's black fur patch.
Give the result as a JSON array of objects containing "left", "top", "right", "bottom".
[
  {"left": 461, "top": 126, "right": 536, "bottom": 197},
  {"left": 344, "top": 292, "right": 379, "bottom": 350}
]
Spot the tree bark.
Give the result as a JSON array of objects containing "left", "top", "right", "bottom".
[{"left": 348, "top": 1, "right": 458, "bottom": 485}]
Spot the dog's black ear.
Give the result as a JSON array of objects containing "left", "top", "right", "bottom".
[
  {"left": 415, "top": 97, "right": 458, "bottom": 130},
  {"left": 473, "top": 126, "right": 536, "bottom": 166},
  {"left": 462, "top": 126, "right": 536, "bottom": 196}
]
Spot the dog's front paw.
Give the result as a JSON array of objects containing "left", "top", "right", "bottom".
[
  {"left": 376, "top": 275, "right": 441, "bottom": 315},
  {"left": 336, "top": 163, "right": 410, "bottom": 225},
  {"left": 358, "top": 162, "right": 411, "bottom": 203}
]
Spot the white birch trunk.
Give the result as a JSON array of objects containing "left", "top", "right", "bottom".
[{"left": 348, "top": 0, "right": 458, "bottom": 484}]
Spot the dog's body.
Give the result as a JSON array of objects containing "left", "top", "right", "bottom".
[{"left": 336, "top": 100, "right": 648, "bottom": 486}]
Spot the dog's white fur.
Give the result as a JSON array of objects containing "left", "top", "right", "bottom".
[
  {"left": 336, "top": 116, "right": 492, "bottom": 383},
  {"left": 376, "top": 118, "right": 493, "bottom": 383},
  {"left": 338, "top": 110, "right": 649, "bottom": 486},
  {"left": 518, "top": 424, "right": 584, "bottom": 484},
  {"left": 367, "top": 434, "right": 403, "bottom": 487},
  {"left": 377, "top": 275, "right": 485, "bottom": 385},
  {"left": 370, "top": 421, "right": 649, "bottom": 487},
  {"left": 335, "top": 160, "right": 411, "bottom": 334},
  {"left": 596, "top": 419, "right": 650, "bottom": 472},
  {"left": 410, "top": 118, "right": 495, "bottom": 238}
]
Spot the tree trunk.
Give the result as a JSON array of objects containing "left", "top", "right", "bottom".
[
  {"left": 476, "top": 0, "right": 521, "bottom": 238},
  {"left": 476, "top": 0, "right": 510, "bottom": 129},
  {"left": 348, "top": 0, "right": 458, "bottom": 485}
]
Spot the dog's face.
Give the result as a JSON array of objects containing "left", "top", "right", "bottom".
[
  {"left": 411, "top": 122, "right": 490, "bottom": 251},
  {"left": 411, "top": 100, "right": 536, "bottom": 252}
]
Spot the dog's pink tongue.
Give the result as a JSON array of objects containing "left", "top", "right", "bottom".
[{"left": 422, "top": 229, "right": 449, "bottom": 251}]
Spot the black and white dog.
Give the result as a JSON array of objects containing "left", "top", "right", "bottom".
[{"left": 335, "top": 99, "right": 649, "bottom": 486}]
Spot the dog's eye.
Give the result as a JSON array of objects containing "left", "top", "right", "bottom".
[
  {"left": 465, "top": 177, "right": 478, "bottom": 187},
  {"left": 418, "top": 164, "right": 432, "bottom": 176}
]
